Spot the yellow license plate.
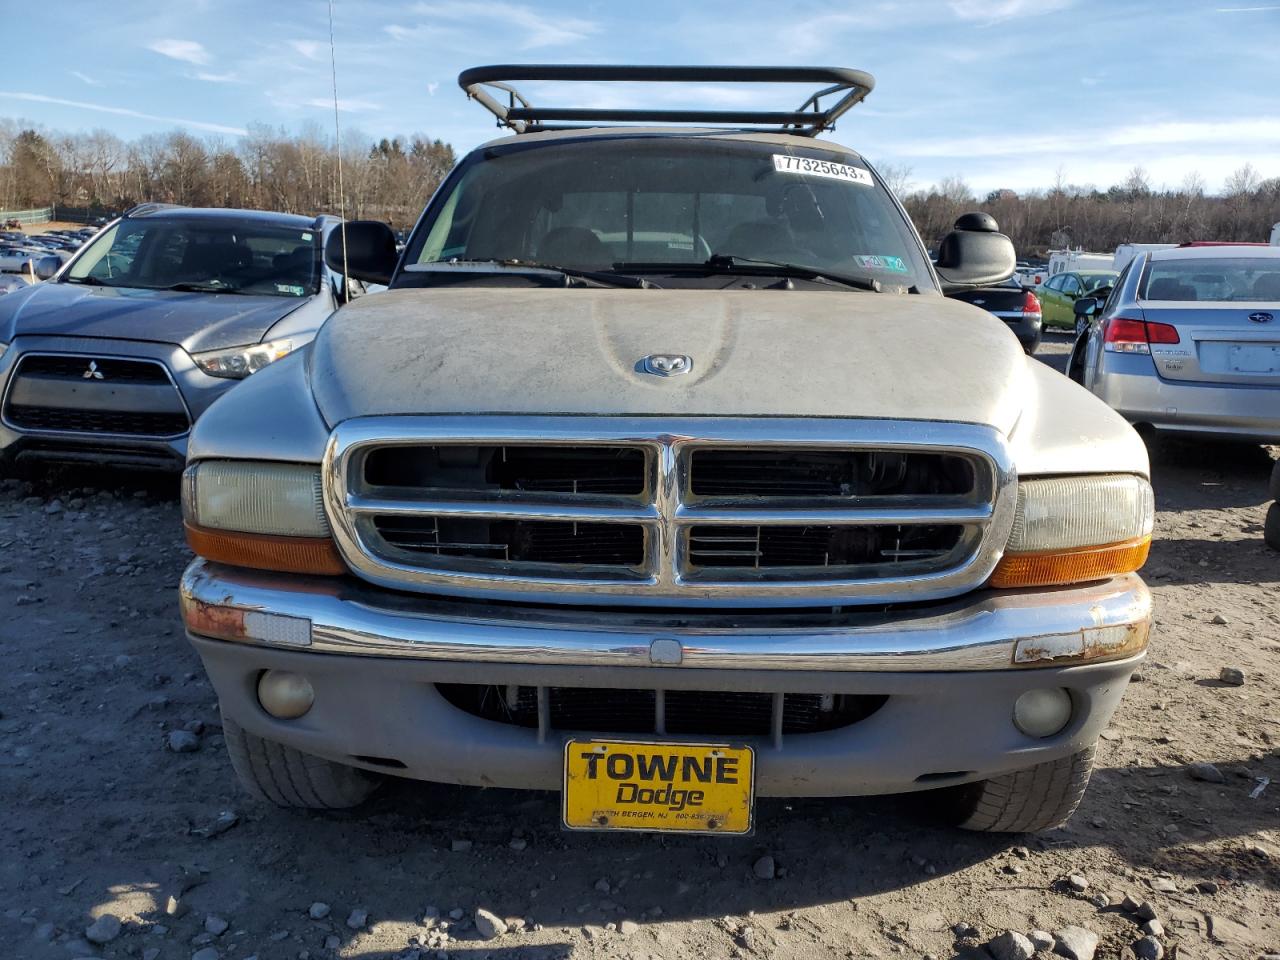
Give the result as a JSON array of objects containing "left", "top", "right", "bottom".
[{"left": 562, "top": 739, "right": 755, "bottom": 835}]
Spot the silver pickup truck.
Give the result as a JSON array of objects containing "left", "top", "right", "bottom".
[{"left": 179, "top": 66, "right": 1154, "bottom": 835}]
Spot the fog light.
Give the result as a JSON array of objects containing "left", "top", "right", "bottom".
[
  {"left": 257, "top": 670, "right": 314, "bottom": 719},
  {"left": 1013, "top": 688, "right": 1073, "bottom": 738}
]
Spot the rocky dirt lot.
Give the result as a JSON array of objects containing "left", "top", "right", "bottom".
[{"left": 1, "top": 334, "right": 1277, "bottom": 960}]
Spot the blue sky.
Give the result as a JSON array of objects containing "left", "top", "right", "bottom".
[{"left": 7, "top": 0, "right": 1280, "bottom": 194}]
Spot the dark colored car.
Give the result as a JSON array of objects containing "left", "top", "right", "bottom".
[
  {"left": 0, "top": 205, "right": 360, "bottom": 470},
  {"left": 948, "top": 276, "right": 1043, "bottom": 353}
]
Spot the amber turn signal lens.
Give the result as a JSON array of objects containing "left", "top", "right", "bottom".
[
  {"left": 185, "top": 522, "right": 347, "bottom": 575},
  {"left": 990, "top": 536, "right": 1150, "bottom": 589}
]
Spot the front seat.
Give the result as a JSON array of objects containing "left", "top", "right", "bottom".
[
  {"left": 537, "top": 227, "right": 609, "bottom": 267},
  {"left": 1147, "top": 278, "right": 1196, "bottom": 301}
]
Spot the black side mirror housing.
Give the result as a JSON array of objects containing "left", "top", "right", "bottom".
[
  {"left": 34, "top": 256, "right": 61, "bottom": 281},
  {"left": 325, "top": 221, "right": 399, "bottom": 286},
  {"left": 933, "top": 212, "right": 1016, "bottom": 293},
  {"left": 1074, "top": 296, "right": 1099, "bottom": 317}
]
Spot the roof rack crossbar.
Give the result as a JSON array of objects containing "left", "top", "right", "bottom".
[{"left": 458, "top": 64, "right": 875, "bottom": 138}]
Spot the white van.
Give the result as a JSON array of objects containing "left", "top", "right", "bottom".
[{"left": 1047, "top": 249, "right": 1112, "bottom": 277}]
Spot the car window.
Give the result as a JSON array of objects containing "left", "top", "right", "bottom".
[
  {"left": 1081, "top": 273, "right": 1117, "bottom": 292},
  {"left": 1043, "top": 275, "right": 1062, "bottom": 292},
  {"left": 1061, "top": 275, "right": 1083, "bottom": 296},
  {"left": 1103, "top": 261, "right": 1133, "bottom": 313},
  {"left": 1141, "top": 257, "right": 1280, "bottom": 302},
  {"left": 408, "top": 137, "right": 933, "bottom": 290},
  {"left": 67, "top": 218, "right": 320, "bottom": 297}
]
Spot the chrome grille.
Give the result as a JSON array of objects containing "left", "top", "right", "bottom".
[{"left": 324, "top": 416, "right": 1016, "bottom": 608}]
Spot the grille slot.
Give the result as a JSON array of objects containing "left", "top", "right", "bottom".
[
  {"left": 14, "top": 355, "right": 171, "bottom": 384},
  {"left": 5, "top": 406, "right": 189, "bottom": 436},
  {"left": 437, "top": 683, "right": 887, "bottom": 737},
  {"left": 689, "top": 449, "right": 974, "bottom": 499},
  {"left": 687, "top": 523, "right": 964, "bottom": 572},
  {"left": 373, "top": 515, "right": 646, "bottom": 567},
  {"left": 365, "top": 445, "right": 646, "bottom": 496},
  {"left": 327, "top": 418, "right": 1012, "bottom": 607}
]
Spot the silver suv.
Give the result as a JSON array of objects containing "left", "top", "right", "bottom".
[{"left": 178, "top": 66, "right": 1154, "bottom": 834}]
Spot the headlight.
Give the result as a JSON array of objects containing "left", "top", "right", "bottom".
[
  {"left": 991, "top": 474, "right": 1153, "bottom": 588},
  {"left": 192, "top": 339, "right": 293, "bottom": 379},
  {"left": 182, "top": 460, "right": 344, "bottom": 575}
]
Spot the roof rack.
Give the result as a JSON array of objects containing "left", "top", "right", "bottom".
[
  {"left": 457, "top": 65, "right": 875, "bottom": 138},
  {"left": 124, "top": 202, "right": 182, "bottom": 218}
]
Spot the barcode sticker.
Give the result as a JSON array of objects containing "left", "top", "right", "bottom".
[{"left": 772, "top": 154, "right": 873, "bottom": 186}]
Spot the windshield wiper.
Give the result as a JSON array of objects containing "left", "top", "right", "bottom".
[
  {"left": 617, "top": 254, "right": 889, "bottom": 292},
  {"left": 63, "top": 276, "right": 118, "bottom": 287},
  {"left": 160, "top": 282, "right": 247, "bottom": 294},
  {"left": 407, "top": 259, "right": 658, "bottom": 289}
]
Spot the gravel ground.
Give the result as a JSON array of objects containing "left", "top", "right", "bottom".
[{"left": 1, "top": 333, "right": 1277, "bottom": 960}]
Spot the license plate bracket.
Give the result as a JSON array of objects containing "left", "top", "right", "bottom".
[{"left": 562, "top": 739, "right": 755, "bottom": 835}]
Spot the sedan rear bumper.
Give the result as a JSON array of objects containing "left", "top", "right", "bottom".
[{"left": 1095, "top": 358, "right": 1280, "bottom": 442}]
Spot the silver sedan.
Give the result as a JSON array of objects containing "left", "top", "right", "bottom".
[{"left": 1068, "top": 245, "right": 1280, "bottom": 443}]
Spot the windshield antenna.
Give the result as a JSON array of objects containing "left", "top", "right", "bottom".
[{"left": 327, "top": 0, "right": 350, "bottom": 302}]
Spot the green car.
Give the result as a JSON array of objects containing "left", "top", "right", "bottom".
[{"left": 1039, "top": 270, "right": 1119, "bottom": 331}]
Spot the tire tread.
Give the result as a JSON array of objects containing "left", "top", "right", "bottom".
[
  {"left": 952, "top": 746, "right": 1095, "bottom": 833},
  {"left": 221, "top": 714, "right": 378, "bottom": 810}
]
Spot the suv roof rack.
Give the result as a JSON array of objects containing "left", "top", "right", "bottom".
[{"left": 457, "top": 65, "right": 875, "bottom": 138}]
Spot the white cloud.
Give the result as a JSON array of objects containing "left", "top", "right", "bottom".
[
  {"left": 948, "top": 0, "right": 1073, "bottom": 21},
  {"left": 146, "top": 38, "right": 211, "bottom": 65},
  {"left": 195, "top": 71, "right": 242, "bottom": 84},
  {"left": 70, "top": 70, "right": 100, "bottom": 86},
  {"left": 0, "top": 91, "right": 245, "bottom": 136},
  {"left": 289, "top": 40, "right": 325, "bottom": 60},
  {"left": 1216, "top": 5, "right": 1280, "bottom": 10},
  {"left": 427, "top": 82, "right": 440, "bottom": 96},
  {"left": 304, "top": 97, "right": 381, "bottom": 113},
  {"left": 408, "top": 1, "right": 599, "bottom": 48}
]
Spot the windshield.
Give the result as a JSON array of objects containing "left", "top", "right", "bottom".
[
  {"left": 1081, "top": 273, "right": 1117, "bottom": 292},
  {"left": 66, "top": 217, "right": 320, "bottom": 297},
  {"left": 1142, "top": 257, "right": 1280, "bottom": 302},
  {"left": 404, "top": 137, "right": 932, "bottom": 290}
]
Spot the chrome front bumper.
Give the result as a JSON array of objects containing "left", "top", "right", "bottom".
[{"left": 180, "top": 560, "right": 1151, "bottom": 672}]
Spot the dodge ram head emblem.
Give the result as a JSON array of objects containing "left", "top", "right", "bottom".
[
  {"left": 640, "top": 354, "right": 692, "bottom": 377},
  {"left": 1249, "top": 312, "right": 1274, "bottom": 324},
  {"left": 82, "top": 361, "right": 104, "bottom": 380}
]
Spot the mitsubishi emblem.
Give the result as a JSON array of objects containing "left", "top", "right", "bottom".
[
  {"left": 82, "top": 361, "right": 104, "bottom": 380},
  {"left": 640, "top": 354, "right": 692, "bottom": 377}
]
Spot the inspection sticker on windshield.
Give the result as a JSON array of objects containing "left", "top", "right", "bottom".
[{"left": 772, "top": 154, "right": 873, "bottom": 186}]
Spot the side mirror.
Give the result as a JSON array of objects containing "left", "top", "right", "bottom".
[
  {"left": 933, "top": 212, "right": 1016, "bottom": 292},
  {"left": 1073, "top": 297, "right": 1099, "bottom": 317},
  {"left": 34, "top": 256, "right": 61, "bottom": 281},
  {"left": 325, "top": 221, "right": 399, "bottom": 286}
]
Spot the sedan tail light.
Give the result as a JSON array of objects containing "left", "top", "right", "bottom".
[
  {"left": 1104, "top": 317, "right": 1180, "bottom": 354},
  {"left": 1022, "top": 290, "right": 1042, "bottom": 318}
]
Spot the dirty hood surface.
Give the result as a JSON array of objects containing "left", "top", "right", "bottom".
[
  {"left": 311, "top": 287, "right": 1029, "bottom": 434},
  {"left": 0, "top": 280, "right": 306, "bottom": 353}
]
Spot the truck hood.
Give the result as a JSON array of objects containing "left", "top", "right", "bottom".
[
  {"left": 0, "top": 280, "right": 308, "bottom": 352},
  {"left": 310, "top": 287, "right": 1030, "bottom": 434}
]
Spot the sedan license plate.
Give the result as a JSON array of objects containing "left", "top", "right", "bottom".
[
  {"left": 562, "top": 739, "right": 755, "bottom": 835},
  {"left": 1228, "top": 343, "right": 1280, "bottom": 373}
]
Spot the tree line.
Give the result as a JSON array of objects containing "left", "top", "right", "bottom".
[
  {"left": 1, "top": 119, "right": 1277, "bottom": 253},
  {"left": 887, "top": 164, "right": 1280, "bottom": 256},
  {"left": 0, "top": 120, "right": 455, "bottom": 229}
]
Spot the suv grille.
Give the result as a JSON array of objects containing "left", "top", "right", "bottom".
[
  {"left": 325, "top": 417, "right": 1013, "bottom": 607},
  {"left": 438, "top": 684, "right": 887, "bottom": 737},
  {"left": 4, "top": 354, "right": 189, "bottom": 439}
]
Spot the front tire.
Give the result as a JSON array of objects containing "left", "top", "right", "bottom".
[
  {"left": 943, "top": 745, "right": 1096, "bottom": 833},
  {"left": 1265, "top": 502, "right": 1280, "bottom": 552},
  {"left": 222, "top": 714, "right": 380, "bottom": 809}
]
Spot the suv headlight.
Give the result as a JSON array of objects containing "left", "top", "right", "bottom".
[
  {"left": 192, "top": 339, "right": 293, "bottom": 379},
  {"left": 182, "top": 460, "right": 345, "bottom": 574},
  {"left": 991, "top": 474, "right": 1153, "bottom": 588}
]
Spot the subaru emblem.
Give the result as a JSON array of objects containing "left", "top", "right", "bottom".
[
  {"left": 640, "top": 354, "right": 692, "bottom": 377},
  {"left": 82, "top": 361, "right": 104, "bottom": 380},
  {"left": 1248, "top": 312, "right": 1274, "bottom": 324}
]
